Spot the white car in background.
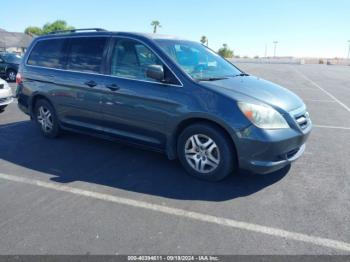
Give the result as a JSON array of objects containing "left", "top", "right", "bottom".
[{"left": 0, "top": 78, "right": 13, "bottom": 112}]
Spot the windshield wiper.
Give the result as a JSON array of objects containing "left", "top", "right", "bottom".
[
  {"left": 196, "top": 77, "right": 228, "bottom": 82},
  {"left": 233, "top": 73, "right": 249, "bottom": 77}
]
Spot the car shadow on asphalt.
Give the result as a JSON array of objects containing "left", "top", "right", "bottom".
[{"left": 0, "top": 120, "right": 290, "bottom": 202}]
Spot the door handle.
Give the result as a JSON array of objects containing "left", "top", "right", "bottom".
[
  {"left": 84, "top": 80, "right": 97, "bottom": 87},
  {"left": 106, "top": 84, "right": 120, "bottom": 91}
]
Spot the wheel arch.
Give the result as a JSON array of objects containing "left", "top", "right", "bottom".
[
  {"left": 6, "top": 66, "right": 16, "bottom": 72},
  {"left": 29, "top": 93, "right": 55, "bottom": 117},
  {"left": 166, "top": 116, "right": 238, "bottom": 161}
]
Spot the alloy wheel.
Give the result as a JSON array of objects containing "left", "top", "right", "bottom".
[
  {"left": 8, "top": 71, "right": 16, "bottom": 82},
  {"left": 184, "top": 134, "right": 220, "bottom": 173},
  {"left": 37, "top": 106, "right": 53, "bottom": 133}
]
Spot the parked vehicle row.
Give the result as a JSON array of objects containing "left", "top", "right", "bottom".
[
  {"left": 16, "top": 29, "right": 312, "bottom": 181},
  {"left": 0, "top": 78, "right": 13, "bottom": 112},
  {"left": 0, "top": 52, "right": 22, "bottom": 82}
]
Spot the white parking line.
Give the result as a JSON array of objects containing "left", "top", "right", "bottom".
[
  {"left": 293, "top": 68, "right": 350, "bottom": 113},
  {"left": 313, "top": 124, "right": 350, "bottom": 130},
  {"left": 304, "top": 99, "right": 336, "bottom": 103},
  {"left": 0, "top": 172, "right": 350, "bottom": 252}
]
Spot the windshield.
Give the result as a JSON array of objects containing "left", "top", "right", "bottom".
[{"left": 155, "top": 39, "right": 242, "bottom": 81}]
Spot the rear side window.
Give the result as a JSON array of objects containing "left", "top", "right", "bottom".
[
  {"left": 27, "top": 39, "right": 66, "bottom": 69},
  {"left": 66, "top": 37, "right": 107, "bottom": 73}
]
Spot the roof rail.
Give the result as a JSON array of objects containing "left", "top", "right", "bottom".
[{"left": 47, "top": 28, "right": 107, "bottom": 35}]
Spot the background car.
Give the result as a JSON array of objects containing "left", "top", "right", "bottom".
[
  {"left": 0, "top": 78, "right": 13, "bottom": 112},
  {"left": 0, "top": 53, "right": 22, "bottom": 82}
]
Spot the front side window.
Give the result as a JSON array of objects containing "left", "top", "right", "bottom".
[
  {"left": 66, "top": 37, "right": 107, "bottom": 73},
  {"left": 156, "top": 40, "right": 242, "bottom": 81},
  {"left": 134, "top": 44, "right": 160, "bottom": 66},
  {"left": 110, "top": 39, "right": 163, "bottom": 82},
  {"left": 27, "top": 39, "right": 66, "bottom": 69},
  {"left": 110, "top": 38, "right": 180, "bottom": 85}
]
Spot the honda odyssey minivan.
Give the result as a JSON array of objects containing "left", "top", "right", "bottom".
[{"left": 16, "top": 28, "right": 312, "bottom": 181}]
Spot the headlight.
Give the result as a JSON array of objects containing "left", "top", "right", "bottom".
[{"left": 238, "top": 102, "right": 289, "bottom": 129}]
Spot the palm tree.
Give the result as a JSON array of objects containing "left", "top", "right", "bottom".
[
  {"left": 200, "top": 36, "right": 208, "bottom": 46},
  {"left": 151, "top": 20, "right": 161, "bottom": 34}
]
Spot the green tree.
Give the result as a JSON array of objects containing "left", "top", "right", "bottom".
[
  {"left": 42, "top": 20, "right": 74, "bottom": 34},
  {"left": 24, "top": 26, "right": 43, "bottom": 36},
  {"left": 151, "top": 20, "right": 161, "bottom": 34},
  {"left": 24, "top": 20, "right": 74, "bottom": 35},
  {"left": 218, "top": 44, "right": 234, "bottom": 58},
  {"left": 200, "top": 36, "right": 208, "bottom": 46}
]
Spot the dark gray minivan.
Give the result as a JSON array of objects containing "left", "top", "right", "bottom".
[{"left": 16, "top": 28, "right": 312, "bottom": 181}]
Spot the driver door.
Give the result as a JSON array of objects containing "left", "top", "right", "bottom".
[{"left": 99, "top": 38, "right": 181, "bottom": 148}]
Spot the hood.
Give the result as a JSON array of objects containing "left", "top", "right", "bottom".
[{"left": 200, "top": 76, "right": 304, "bottom": 112}]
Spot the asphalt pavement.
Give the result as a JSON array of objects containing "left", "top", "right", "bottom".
[{"left": 0, "top": 63, "right": 349, "bottom": 254}]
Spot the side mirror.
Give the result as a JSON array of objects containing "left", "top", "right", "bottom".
[{"left": 146, "top": 65, "right": 164, "bottom": 82}]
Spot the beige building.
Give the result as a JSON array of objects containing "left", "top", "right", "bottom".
[{"left": 0, "top": 28, "right": 33, "bottom": 55}]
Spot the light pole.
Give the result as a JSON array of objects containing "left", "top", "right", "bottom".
[
  {"left": 264, "top": 44, "right": 267, "bottom": 58},
  {"left": 348, "top": 40, "right": 350, "bottom": 59},
  {"left": 273, "top": 41, "right": 278, "bottom": 58}
]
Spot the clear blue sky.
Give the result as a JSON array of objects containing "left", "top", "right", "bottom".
[{"left": 1, "top": 0, "right": 349, "bottom": 58}]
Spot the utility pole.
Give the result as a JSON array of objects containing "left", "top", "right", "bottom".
[{"left": 273, "top": 41, "right": 278, "bottom": 58}]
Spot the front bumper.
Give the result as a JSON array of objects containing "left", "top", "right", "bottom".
[
  {"left": 234, "top": 111, "right": 312, "bottom": 174},
  {"left": 242, "top": 144, "right": 306, "bottom": 174}
]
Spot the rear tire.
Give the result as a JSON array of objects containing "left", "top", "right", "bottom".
[
  {"left": 177, "top": 123, "right": 237, "bottom": 181},
  {"left": 34, "top": 99, "right": 60, "bottom": 138}
]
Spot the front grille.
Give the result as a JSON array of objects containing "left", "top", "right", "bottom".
[{"left": 295, "top": 112, "right": 310, "bottom": 130}]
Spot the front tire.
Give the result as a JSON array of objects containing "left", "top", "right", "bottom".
[
  {"left": 177, "top": 123, "right": 237, "bottom": 181},
  {"left": 34, "top": 99, "right": 60, "bottom": 138},
  {"left": 6, "top": 69, "right": 17, "bottom": 82}
]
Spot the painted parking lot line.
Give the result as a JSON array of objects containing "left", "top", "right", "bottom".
[
  {"left": 293, "top": 67, "right": 350, "bottom": 113},
  {"left": 304, "top": 99, "right": 336, "bottom": 103},
  {"left": 0, "top": 172, "right": 350, "bottom": 253},
  {"left": 313, "top": 124, "right": 350, "bottom": 130}
]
